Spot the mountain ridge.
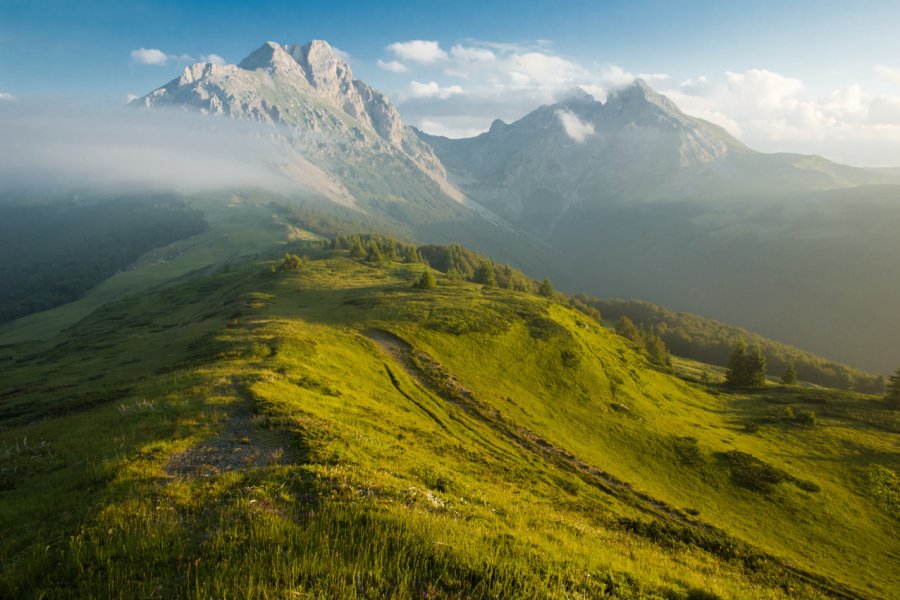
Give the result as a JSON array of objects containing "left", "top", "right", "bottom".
[{"left": 135, "top": 40, "right": 464, "bottom": 209}]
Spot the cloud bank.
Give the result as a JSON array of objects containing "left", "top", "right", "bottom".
[
  {"left": 130, "top": 48, "right": 225, "bottom": 66},
  {"left": 379, "top": 39, "right": 900, "bottom": 166},
  {"left": 0, "top": 102, "right": 299, "bottom": 194}
]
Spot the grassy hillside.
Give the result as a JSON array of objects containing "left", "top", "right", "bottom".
[
  {"left": 0, "top": 195, "right": 205, "bottom": 323},
  {"left": 1, "top": 246, "right": 897, "bottom": 598}
]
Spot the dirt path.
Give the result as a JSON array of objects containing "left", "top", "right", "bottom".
[{"left": 164, "top": 381, "right": 295, "bottom": 479}]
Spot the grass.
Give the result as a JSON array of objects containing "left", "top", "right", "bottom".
[
  {"left": 0, "top": 195, "right": 300, "bottom": 345},
  {"left": 1, "top": 248, "right": 897, "bottom": 598}
]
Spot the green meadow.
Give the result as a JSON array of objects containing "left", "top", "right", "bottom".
[{"left": 1, "top": 244, "right": 897, "bottom": 598}]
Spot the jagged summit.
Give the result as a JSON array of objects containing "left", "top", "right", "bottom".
[
  {"left": 556, "top": 86, "right": 596, "bottom": 106},
  {"left": 134, "top": 39, "right": 456, "bottom": 205},
  {"left": 236, "top": 41, "right": 299, "bottom": 72},
  {"left": 606, "top": 78, "right": 684, "bottom": 117},
  {"left": 488, "top": 118, "right": 508, "bottom": 133}
]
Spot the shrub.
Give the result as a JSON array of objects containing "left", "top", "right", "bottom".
[
  {"left": 673, "top": 436, "right": 705, "bottom": 466},
  {"left": 720, "top": 451, "right": 788, "bottom": 493},
  {"left": 412, "top": 270, "right": 436, "bottom": 290},
  {"left": 560, "top": 349, "right": 580, "bottom": 368},
  {"left": 794, "top": 410, "right": 817, "bottom": 427}
]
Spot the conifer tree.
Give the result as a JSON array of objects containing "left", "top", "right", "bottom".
[
  {"left": 349, "top": 238, "right": 366, "bottom": 258},
  {"left": 725, "top": 339, "right": 748, "bottom": 388},
  {"left": 538, "top": 277, "right": 555, "bottom": 297},
  {"left": 473, "top": 262, "right": 496, "bottom": 287},
  {"left": 886, "top": 368, "right": 900, "bottom": 409},
  {"left": 745, "top": 346, "right": 768, "bottom": 388},
  {"left": 643, "top": 329, "right": 670, "bottom": 366},
  {"left": 781, "top": 361, "right": 798, "bottom": 385},
  {"left": 615, "top": 316, "right": 643, "bottom": 347},
  {"left": 365, "top": 241, "right": 385, "bottom": 264}
]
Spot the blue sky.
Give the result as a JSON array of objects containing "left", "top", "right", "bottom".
[{"left": 3, "top": 0, "right": 900, "bottom": 164}]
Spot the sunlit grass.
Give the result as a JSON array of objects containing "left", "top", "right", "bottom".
[{"left": 1, "top": 249, "right": 896, "bottom": 598}]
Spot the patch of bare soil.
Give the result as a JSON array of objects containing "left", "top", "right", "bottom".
[{"left": 165, "top": 386, "right": 295, "bottom": 479}]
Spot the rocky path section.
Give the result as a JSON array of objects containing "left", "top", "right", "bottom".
[{"left": 164, "top": 380, "right": 295, "bottom": 479}]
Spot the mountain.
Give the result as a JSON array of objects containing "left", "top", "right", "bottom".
[
  {"left": 2, "top": 236, "right": 897, "bottom": 598},
  {"left": 420, "top": 82, "right": 900, "bottom": 374},
  {"left": 135, "top": 40, "right": 464, "bottom": 215},
  {"left": 420, "top": 81, "right": 884, "bottom": 228}
]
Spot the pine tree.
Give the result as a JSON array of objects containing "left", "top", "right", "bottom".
[
  {"left": 745, "top": 346, "right": 768, "bottom": 388},
  {"left": 643, "top": 329, "right": 670, "bottom": 366},
  {"left": 725, "top": 339, "right": 748, "bottom": 388},
  {"left": 365, "top": 241, "right": 385, "bottom": 265},
  {"left": 349, "top": 238, "right": 366, "bottom": 259},
  {"left": 886, "top": 368, "right": 900, "bottom": 409},
  {"left": 615, "top": 316, "right": 643, "bottom": 347},
  {"left": 538, "top": 277, "right": 555, "bottom": 297},
  {"left": 781, "top": 361, "right": 798, "bottom": 385},
  {"left": 473, "top": 262, "right": 496, "bottom": 287}
]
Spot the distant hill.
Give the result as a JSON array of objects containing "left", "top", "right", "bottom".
[{"left": 594, "top": 298, "right": 885, "bottom": 393}]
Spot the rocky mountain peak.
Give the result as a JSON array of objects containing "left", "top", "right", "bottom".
[
  {"left": 285, "top": 40, "right": 354, "bottom": 94},
  {"left": 607, "top": 78, "right": 683, "bottom": 116},
  {"left": 237, "top": 41, "right": 302, "bottom": 75},
  {"left": 135, "top": 39, "right": 455, "bottom": 199},
  {"left": 556, "top": 87, "right": 597, "bottom": 107},
  {"left": 488, "top": 119, "right": 509, "bottom": 134}
]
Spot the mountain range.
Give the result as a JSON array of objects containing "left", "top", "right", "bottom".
[
  {"left": 126, "top": 40, "right": 900, "bottom": 374},
  {"left": 2, "top": 39, "right": 899, "bottom": 599}
]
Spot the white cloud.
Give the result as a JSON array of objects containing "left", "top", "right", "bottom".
[
  {"left": 131, "top": 47, "right": 169, "bottom": 65},
  {"left": 130, "top": 48, "right": 210, "bottom": 66},
  {"left": 0, "top": 92, "right": 14, "bottom": 101},
  {"left": 125, "top": 93, "right": 139, "bottom": 103},
  {"left": 201, "top": 53, "right": 226, "bottom": 66},
  {"left": 0, "top": 102, "right": 298, "bottom": 194},
  {"left": 386, "top": 40, "right": 448, "bottom": 65},
  {"left": 409, "top": 81, "right": 463, "bottom": 99},
  {"left": 380, "top": 37, "right": 900, "bottom": 164},
  {"left": 377, "top": 59, "right": 408, "bottom": 74},
  {"left": 332, "top": 47, "right": 352, "bottom": 62},
  {"left": 418, "top": 118, "right": 487, "bottom": 139},
  {"left": 659, "top": 68, "right": 900, "bottom": 165},
  {"left": 556, "top": 109, "right": 595, "bottom": 143},
  {"left": 450, "top": 45, "right": 496, "bottom": 62},
  {"left": 875, "top": 65, "right": 900, "bottom": 85}
]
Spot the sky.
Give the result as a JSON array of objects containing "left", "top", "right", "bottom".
[{"left": 2, "top": 0, "right": 900, "bottom": 166}]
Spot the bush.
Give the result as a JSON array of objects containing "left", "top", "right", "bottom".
[
  {"left": 560, "top": 349, "right": 580, "bottom": 368},
  {"left": 672, "top": 436, "right": 705, "bottom": 465},
  {"left": 412, "top": 270, "right": 436, "bottom": 290},
  {"left": 794, "top": 410, "right": 817, "bottom": 427},
  {"left": 720, "top": 451, "right": 788, "bottom": 493}
]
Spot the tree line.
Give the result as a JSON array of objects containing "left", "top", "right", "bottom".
[{"left": 594, "top": 299, "right": 885, "bottom": 394}]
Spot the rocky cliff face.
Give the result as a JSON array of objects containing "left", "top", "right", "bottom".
[{"left": 136, "top": 40, "right": 456, "bottom": 208}]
